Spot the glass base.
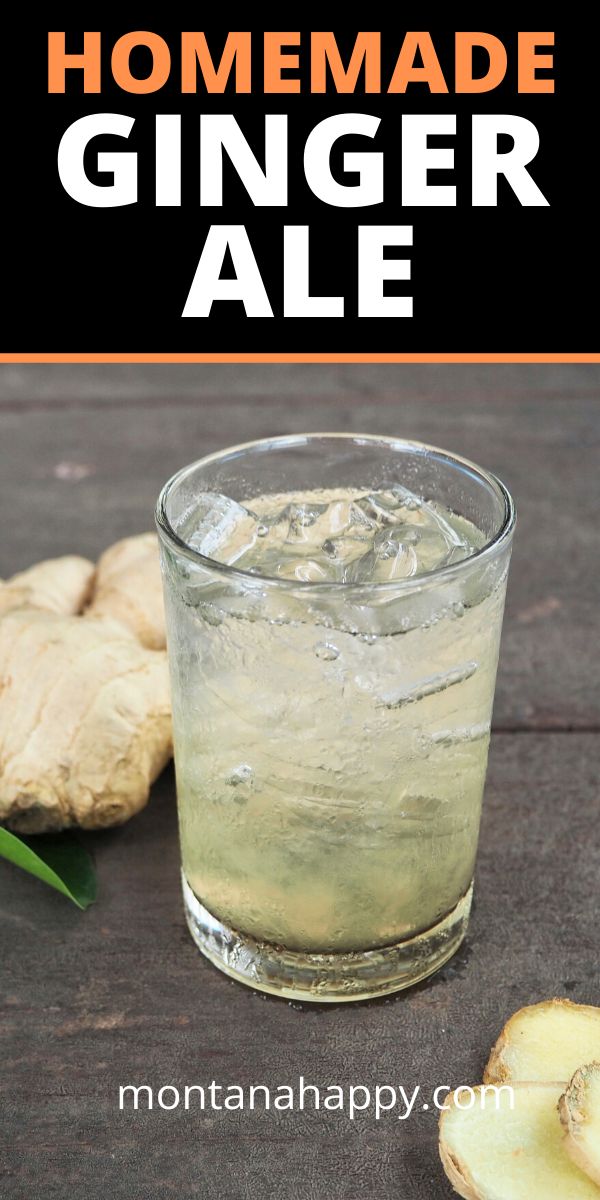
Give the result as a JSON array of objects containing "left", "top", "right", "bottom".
[{"left": 182, "top": 874, "right": 473, "bottom": 1003}]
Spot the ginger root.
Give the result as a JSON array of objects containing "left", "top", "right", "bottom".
[
  {"left": 439, "top": 1083, "right": 600, "bottom": 1200},
  {"left": 0, "top": 609, "right": 171, "bottom": 832},
  {"left": 484, "top": 999, "right": 600, "bottom": 1086},
  {"left": 0, "top": 540, "right": 171, "bottom": 833},
  {"left": 0, "top": 555, "right": 95, "bottom": 618},
  {"left": 559, "top": 1063, "right": 600, "bottom": 1187},
  {"left": 86, "top": 533, "right": 166, "bottom": 649}
]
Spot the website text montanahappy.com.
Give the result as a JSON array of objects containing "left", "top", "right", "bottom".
[{"left": 119, "top": 1078, "right": 514, "bottom": 1121}]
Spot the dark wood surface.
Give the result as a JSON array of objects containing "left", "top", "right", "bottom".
[{"left": 1, "top": 366, "right": 599, "bottom": 1199}]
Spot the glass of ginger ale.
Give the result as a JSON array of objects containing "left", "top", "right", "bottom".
[{"left": 156, "top": 434, "right": 515, "bottom": 1001}]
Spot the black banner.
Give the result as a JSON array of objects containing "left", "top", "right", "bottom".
[{"left": 3, "top": 29, "right": 593, "bottom": 353}]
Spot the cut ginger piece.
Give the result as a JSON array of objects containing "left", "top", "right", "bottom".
[
  {"left": 0, "top": 609, "right": 171, "bottom": 832},
  {"left": 559, "top": 1063, "right": 600, "bottom": 1187},
  {"left": 439, "top": 1083, "right": 600, "bottom": 1199},
  {"left": 484, "top": 1000, "right": 600, "bottom": 1085},
  {"left": 0, "top": 555, "right": 95, "bottom": 618},
  {"left": 86, "top": 532, "right": 165, "bottom": 650}
]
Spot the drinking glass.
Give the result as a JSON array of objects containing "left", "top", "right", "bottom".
[{"left": 156, "top": 434, "right": 515, "bottom": 1001}]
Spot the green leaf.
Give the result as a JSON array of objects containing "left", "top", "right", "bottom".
[{"left": 0, "top": 828, "right": 96, "bottom": 909}]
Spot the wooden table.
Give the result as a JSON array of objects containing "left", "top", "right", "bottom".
[{"left": 1, "top": 365, "right": 599, "bottom": 1199}]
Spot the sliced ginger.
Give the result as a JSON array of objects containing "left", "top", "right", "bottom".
[
  {"left": 87, "top": 533, "right": 166, "bottom": 649},
  {"left": 484, "top": 1000, "right": 600, "bottom": 1086},
  {"left": 441, "top": 1000, "right": 600, "bottom": 1196},
  {"left": 439, "top": 1083, "right": 600, "bottom": 1200},
  {"left": 559, "top": 1063, "right": 600, "bottom": 1187}
]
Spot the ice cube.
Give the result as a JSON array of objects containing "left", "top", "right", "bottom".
[
  {"left": 275, "top": 557, "right": 333, "bottom": 583},
  {"left": 316, "top": 499, "right": 364, "bottom": 538},
  {"left": 391, "top": 485, "right": 423, "bottom": 511},
  {"left": 182, "top": 493, "right": 259, "bottom": 565},
  {"left": 354, "top": 493, "right": 402, "bottom": 527},
  {"left": 344, "top": 530, "right": 419, "bottom": 583},
  {"left": 405, "top": 527, "right": 453, "bottom": 573},
  {"left": 284, "top": 502, "right": 329, "bottom": 543}
]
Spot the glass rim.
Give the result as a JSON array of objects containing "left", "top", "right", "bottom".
[{"left": 155, "top": 433, "right": 516, "bottom": 595}]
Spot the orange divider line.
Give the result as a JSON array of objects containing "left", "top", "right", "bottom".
[{"left": 1, "top": 353, "right": 599, "bottom": 365}]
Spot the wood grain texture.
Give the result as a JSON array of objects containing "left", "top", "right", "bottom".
[
  {"left": 1, "top": 735, "right": 599, "bottom": 1199},
  {"left": 1, "top": 366, "right": 599, "bottom": 1198},
  {"left": 1, "top": 361, "right": 599, "bottom": 404}
]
